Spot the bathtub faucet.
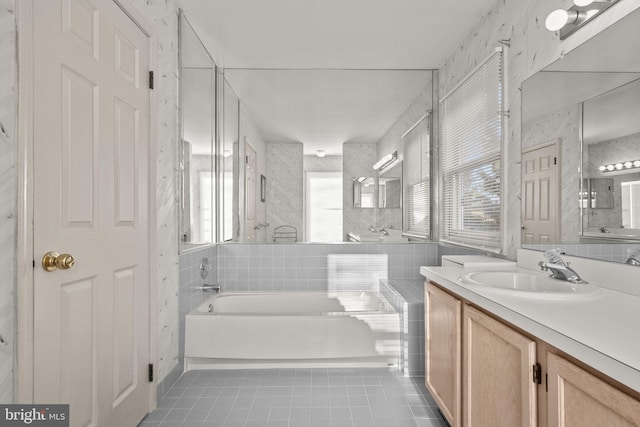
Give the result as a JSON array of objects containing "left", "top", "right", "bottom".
[{"left": 196, "top": 284, "right": 221, "bottom": 293}]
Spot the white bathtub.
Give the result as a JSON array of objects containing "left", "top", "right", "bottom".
[{"left": 184, "top": 291, "right": 400, "bottom": 370}]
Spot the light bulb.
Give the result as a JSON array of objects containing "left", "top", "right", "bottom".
[
  {"left": 598, "top": 165, "right": 606, "bottom": 171},
  {"left": 624, "top": 162, "right": 633, "bottom": 169},
  {"left": 316, "top": 150, "right": 326, "bottom": 158},
  {"left": 545, "top": 9, "right": 570, "bottom": 31},
  {"left": 634, "top": 160, "right": 640, "bottom": 168},
  {"left": 615, "top": 163, "right": 623, "bottom": 170},
  {"left": 574, "top": 0, "right": 594, "bottom": 6},
  {"left": 606, "top": 164, "right": 615, "bottom": 171}
]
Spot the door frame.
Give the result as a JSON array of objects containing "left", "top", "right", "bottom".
[{"left": 16, "top": 0, "right": 159, "bottom": 408}]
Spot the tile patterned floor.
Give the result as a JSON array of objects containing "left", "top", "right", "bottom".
[{"left": 139, "top": 368, "right": 448, "bottom": 427}]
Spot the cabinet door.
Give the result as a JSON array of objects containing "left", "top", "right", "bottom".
[
  {"left": 463, "top": 305, "right": 537, "bottom": 427},
  {"left": 547, "top": 352, "right": 640, "bottom": 427},
  {"left": 425, "top": 283, "right": 462, "bottom": 427}
]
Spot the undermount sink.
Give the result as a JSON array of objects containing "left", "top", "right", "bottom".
[{"left": 458, "top": 271, "right": 601, "bottom": 300}]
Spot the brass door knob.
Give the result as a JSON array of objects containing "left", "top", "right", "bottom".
[{"left": 42, "top": 251, "right": 75, "bottom": 272}]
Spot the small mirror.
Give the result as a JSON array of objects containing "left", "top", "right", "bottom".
[
  {"left": 353, "top": 177, "right": 375, "bottom": 208},
  {"left": 378, "top": 161, "right": 402, "bottom": 209},
  {"left": 587, "top": 178, "right": 614, "bottom": 209}
]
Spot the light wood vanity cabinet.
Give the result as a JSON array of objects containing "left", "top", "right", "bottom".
[
  {"left": 463, "top": 304, "right": 537, "bottom": 427},
  {"left": 425, "top": 283, "right": 462, "bottom": 426},
  {"left": 547, "top": 353, "right": 640, "bottom": 427},
  {"left": 425, "top": 281, "right": 640, "bottom": 427}
]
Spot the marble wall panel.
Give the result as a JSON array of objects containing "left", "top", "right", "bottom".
[
  {"left": 0, "top": 0, "right": 15, "bottom": 404},
  {"left": 129, "top": 0, "right": 181, "bottom": 386},
  {"left": 266, "top": 143, "right": 304, "bottom": 241}
]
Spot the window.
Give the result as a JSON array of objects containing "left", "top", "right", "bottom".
[
  {"left": 440, "top": 49, "right": 504, "bottom": 252},
  {"left": 305, "top": 171, "right": 343, "bottom": 242},
  {"left": 403, "top": 114, "right": 431, "bottom": 238},
  {"left": 622, "top": 180, "right": 640, "bottom": 228}
]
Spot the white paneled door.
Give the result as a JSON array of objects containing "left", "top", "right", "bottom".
[
  {"left": 521, "top": 141, "right": 560, "bottom": 243},
  {"left": 32, "top": 1, "right": 151, "bottom": 426}
]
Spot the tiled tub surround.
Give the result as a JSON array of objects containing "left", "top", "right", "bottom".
[
  {"left": 165, "top": 245, "right": 219, "bottom": 398},
  {"left": 380, "top": 280, "right": 425, "bottom": 377},
  {"left": 217, "top": 243, "right": 439, "bottom": 292}
]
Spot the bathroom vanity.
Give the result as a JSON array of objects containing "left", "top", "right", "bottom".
[{"left": 421, "top": 252, "right": 640, "bottom": 427}]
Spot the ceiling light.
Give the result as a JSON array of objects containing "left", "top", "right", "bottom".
[
  {"left": 316, "top": 150, "right": 326, "bottom": 158},
  {"left": 545, "top": 0, "right": 617, "bottom": 39},
  {"left": 223, "top": 149, "right": 232, "bottom": 158},
  {"left": 545, "top": 9, "right": 584, "bottom": 32},
  {"left": 600, "top": 160, "right": 640, "bottom": 172},
  {"left": 373, "top": 151, "right": 398, "bottom": 171}
]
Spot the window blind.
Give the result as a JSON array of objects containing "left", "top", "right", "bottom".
[
  {"left": 403, "top": 114, "right": 431, "bottom": 238},
  {"left": 440, "top": 49, "right": 504, "bottom": 252}
]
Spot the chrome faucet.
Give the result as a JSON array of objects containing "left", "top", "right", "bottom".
[
  {"left": 626, "top": 249, "right": 640, "bottom": 266},
  {"left": 196, "top": 284, "right": 221, "bottom": 293},
  {"left": 379, "top": 227, "right": 389, "bottom": 236},
  {"left": 538, "top": 249, "right": 588, "bottom": 284},
  {"left": 368, "top": 225, "right": 376, "bottom": 232}
]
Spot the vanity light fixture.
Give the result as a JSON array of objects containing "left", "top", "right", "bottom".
[
  {"left": 316, "top": 149, "right": 326, "bottom": 158},
  {"left": 600, "top": 159, "right": 640, "bottom": 172},
  {"left": 373, "top": 151, "right": 398, "bottom": 171},
  {"left": 545, "top": 0, "right": 618, "bottom": 39}
]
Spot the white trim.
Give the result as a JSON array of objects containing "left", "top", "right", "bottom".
[{"left": 16, "top": 0, "right": 160, "bottom": 410}]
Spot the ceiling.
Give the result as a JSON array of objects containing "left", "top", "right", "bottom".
[{"left": 178, "top": 0, "right": 497, "bottom": 154}]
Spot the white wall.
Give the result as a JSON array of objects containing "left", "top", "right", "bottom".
[{"left": 439, "top": 0, "right": 640, "bottom": 259}]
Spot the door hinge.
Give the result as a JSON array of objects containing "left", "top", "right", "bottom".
[
  {"left": 245, "top": 155, "right": 249, "bottom": 164},
  {"left": 148, "top": 363, "right": 154, "bottom": 382},
  {"left": 545, "top": 373, "right": 548, "bottom": 392},
  {"left": 533, "top": 363, "right": 542, "bottom": 385},
  {"left": 33, "top": 260, "right": 36, "bottom": 269},
  {"left": 553, "top": 157, "right": 557, "bottom": 165},
  {"left": 149, "top": 71, "right": 154, "bottom": 90}
]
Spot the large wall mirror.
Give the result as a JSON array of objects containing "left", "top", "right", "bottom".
[
  {"left": 521, "top": 7, "right": 640, "bottom": 259},
  {"left": 178, "top": 12, "right": 435, "bottom": 244},
  {"left": 179, "top": 11, "right": 216, "bottom": 251},
  {"left": 221, "top": 69, "right": 433, "bottom": 243}
]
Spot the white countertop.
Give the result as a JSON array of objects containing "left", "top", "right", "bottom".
[{"left": 420, "top": 264, "right": 640, "bottom": 393}]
